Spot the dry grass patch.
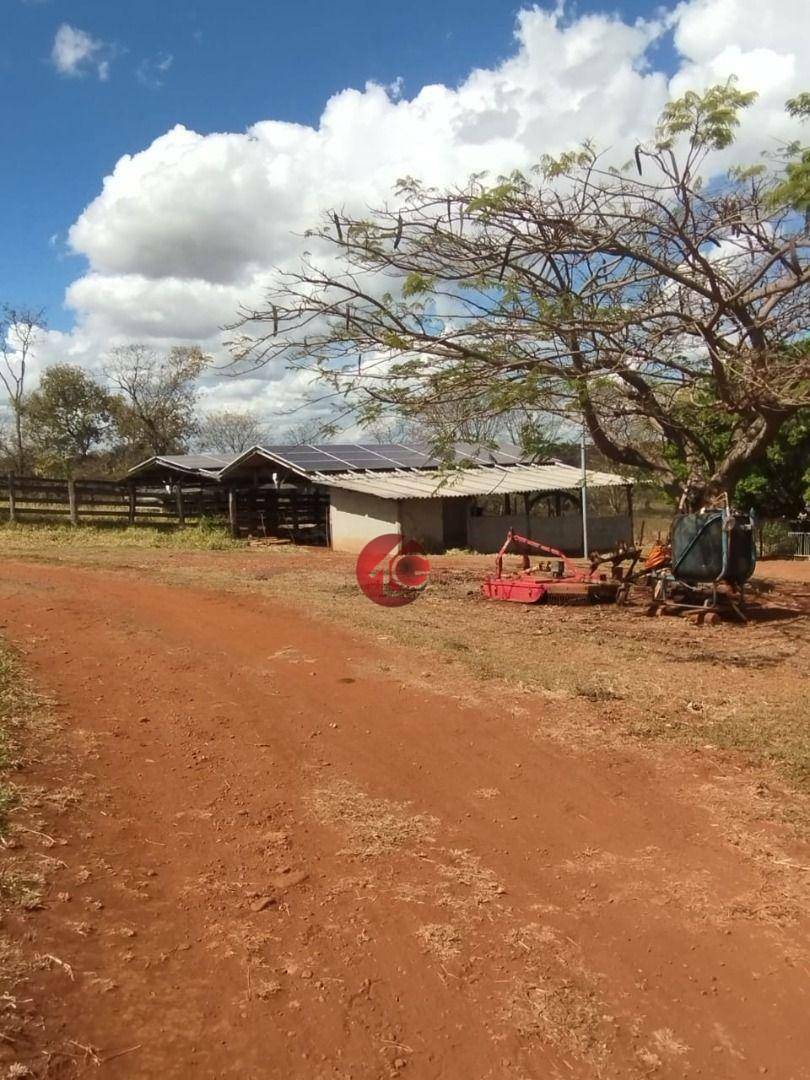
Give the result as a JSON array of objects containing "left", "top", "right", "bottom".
[
  {"left": 0, "top": 937, "right": 29, "bottom": 1066},
  {"left": 0, "top": 644, "right": 53, "bottom": 1068},
  {"left": 574, "top": 671, "right": 626, "bottom": 703},
  {"left": 0, "top": 645, "right": 51, "bottom": 914},
  {"left": 307, "top": 779, "right": 438, "bottom": 858},
  {"left": 415, "top": 923, "right": 462, "bottom": 962},
  {"left": 309, "top": 780, "right": 506, "bottom": 935},
  {"left": 505, "top": 924, "right": 612, "bottom": 1067},
  {"left": 650, "top": 1027, "right": 690, "bottom": 1057},
  {"left": 435, "top": 848, "right": 505, "bottom": 912},
  {"left": 0, "top": 648, "right": 34, "bottom": 838},
  {"left": 0, "top": 870, "right": 44, "bottom": 911}
]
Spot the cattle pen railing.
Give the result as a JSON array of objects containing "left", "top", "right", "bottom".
[
  {"left": 0, "top": 474, "right": 227, "bottom": 527},
  {"left": 0, "top": 474, "right": 330, "bottom": 543}
]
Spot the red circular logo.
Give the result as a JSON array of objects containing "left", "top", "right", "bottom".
[{"left": 355, "top": 534, "right": 430, "bottom": 607}]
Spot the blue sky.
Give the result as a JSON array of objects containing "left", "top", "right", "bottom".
[
  {"left": 1, "top": 0, "right": 678, "bottom": 332},
  {"left": 2, "top": 0, "right": 805, "bottom": 420}
]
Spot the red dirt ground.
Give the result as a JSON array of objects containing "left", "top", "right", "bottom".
[{"left": 1, "top": 558, "right": 809, "bottom": 1079}]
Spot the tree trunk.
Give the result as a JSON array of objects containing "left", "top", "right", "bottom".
[
  {"left": 679, "top": 481, "right": 724, "bottom": 514},
  {"left": 677, "top": 412, "right": 786, "bottom": 513},
  {"left": 13, "top": 406, "right": 24, "bottom": 474}
]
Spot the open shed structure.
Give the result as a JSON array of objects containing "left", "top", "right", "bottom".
[{"left": 128, "top": 443, "right": 634, "bottom": 555}]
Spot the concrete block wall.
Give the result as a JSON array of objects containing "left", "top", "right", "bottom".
[
  {"left": 328, "top": 486, "right": 632, "bottom": 557},
  {"left": 328, "top": 489, "right": 400, "bottom": 553}
]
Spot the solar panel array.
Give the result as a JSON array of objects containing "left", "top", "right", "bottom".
[
  {"left": 263, "top": 442, "right": 530, "bottom": 475},
  {"left": 161, "top": 454, "right": 234, "bottom": 471}
]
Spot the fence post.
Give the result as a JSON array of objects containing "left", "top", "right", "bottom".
[
  {"left": 175, "top": 483, "right": 185, "bottom": 526},
  {"left": 228, "top": 488, "right": 238, "bottom": 538},
  {"left": 128, "top": 483, "right": 137, "bottom": 526},
  {"left": 67, "top": 478, "right": 78, "bottom": 526},
  {"left": 7, "top": 474, "right": 17, "bottom": 524}
]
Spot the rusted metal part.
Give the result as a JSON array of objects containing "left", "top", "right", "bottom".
[{"left": 644, "top": 575, "right": 748, "bottom": 624}]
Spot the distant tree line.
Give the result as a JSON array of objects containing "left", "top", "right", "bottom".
[
  {"left": 1, "top": 311, "right": 806, "bottom": 516},
  {"left": 0, "top": 319, "right": 271, "bottom": 478}
]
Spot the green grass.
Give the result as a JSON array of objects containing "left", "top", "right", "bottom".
[{"left": 0, "top": 519, "right": 237, "bottom": 552}]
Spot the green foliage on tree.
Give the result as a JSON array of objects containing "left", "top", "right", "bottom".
[
  {"left": 734, "top": 410, "right": 810, "bottom": 517},
  {"left": 771, "top": 93, "right": 810, "bottom": 217},
  {"left": 24, "top": 364, "right": 113, "bottom": 477},
  {"left": 655, "top": 82, "right": 757, "bottom": 150}
]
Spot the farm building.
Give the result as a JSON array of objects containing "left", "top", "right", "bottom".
[{"left": 127, "top": 443, "right": 634, "bottom": 555}]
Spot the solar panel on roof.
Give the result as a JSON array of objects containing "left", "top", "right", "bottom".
[
  {"left": 262, "top": 446, "right": 349, "bottom": 471},
  {"left": 162, "top": 454, "right": 233, "bottom": 469},
  {"left": 258, "top": 442, "right": 533, "bottom": 476},
  {"left": 342, "top": 453, "right": 404, "bottom": 468},
  {"left": 387, "top": 446, "right": 439, "bottom": 466}
]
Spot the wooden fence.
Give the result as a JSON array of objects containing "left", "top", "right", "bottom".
[
  {"left": 0, "top": 474, "right": 228, "bottom": 527},
  {"left": 0, "top": 474, "right": 330, "bottom": 543},
  {"left": 228, "top": 485, "right": 330, "bottom": 543}
]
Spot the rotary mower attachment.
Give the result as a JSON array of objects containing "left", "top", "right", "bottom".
[{"left": 481, "top": 530, "right": 641, "bottom": 605}]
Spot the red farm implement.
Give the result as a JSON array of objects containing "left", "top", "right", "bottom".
[{"left": 481, "top": 530, "right": 639, "bottom": 605}]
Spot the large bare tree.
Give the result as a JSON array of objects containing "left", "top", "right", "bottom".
[
  {"left": 196, "top": 408, "right": 267, "bottom": 454},
  {"left": 0, "top": 305, "right": 45, "bottom": 473},
  {"left": 105, "top": 344, "right": 208, "bottom": 458},
  {"left": 228, "top": 83, "right": 809, "bottom": 508}
]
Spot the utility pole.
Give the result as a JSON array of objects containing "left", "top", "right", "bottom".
[{"left": 580, "top": 424, "right": 589, "bottom": 559}]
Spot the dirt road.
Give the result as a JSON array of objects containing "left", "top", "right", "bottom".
[{"left": 1, "top": 559, "right": 809, "bottom": 1079}]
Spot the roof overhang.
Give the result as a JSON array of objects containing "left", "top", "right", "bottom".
[
  {"left": 216, "top": 445, "right": 305, "bottom": 480},
  {"left": 126, "top": 454, "right": 233, "bottom": 481},
  {"left": 311, "top": 462, "right": 631, "bottom": 499}
]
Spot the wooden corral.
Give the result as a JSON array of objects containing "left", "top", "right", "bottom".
[
  {"left": 0, "top": 474, "right": 229, "bottom": 527},
  {"left": 0, "top": 473, "right": 330, "bottom": 544},
  {"left": 226, "top": 483, "right": 330, "bottom": 543}
]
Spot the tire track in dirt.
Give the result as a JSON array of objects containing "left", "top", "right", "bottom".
[{"left": 0, "top": 559, "right": 808, "bottom": 1079}]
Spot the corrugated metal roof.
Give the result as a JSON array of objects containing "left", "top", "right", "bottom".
[
  {"left": 311, "top": 462, "right": 629, "bottom": 499},
  {"left": 127, "top": 453, "right": 236, "bottom": 479},
  {"left": 126, "top": 445, "right": 631, "bottom": 498}
]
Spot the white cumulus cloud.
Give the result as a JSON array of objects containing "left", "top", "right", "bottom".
[
  {"left": 51, "top": 23, "right": 114, "bottom": 80},
  {"left": 35, "top": 0, "right": 810, "bottom": 423}
]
